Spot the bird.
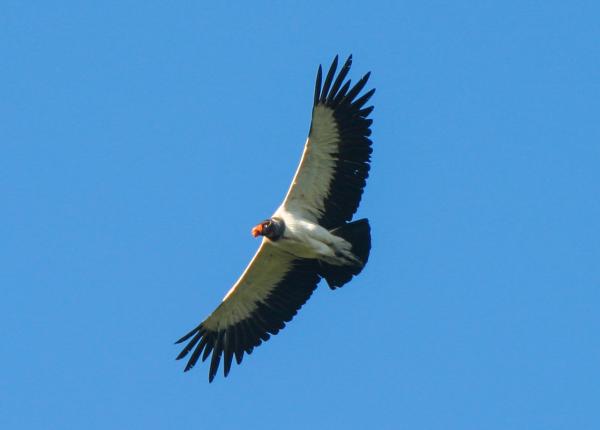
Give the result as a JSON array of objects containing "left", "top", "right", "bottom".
[{"left": 175, "top": 55, "right": 375, "bottom": 382}]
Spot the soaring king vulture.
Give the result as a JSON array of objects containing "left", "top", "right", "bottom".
[{"left": 176, "top": 55, "right": 375, "bottom": 382}]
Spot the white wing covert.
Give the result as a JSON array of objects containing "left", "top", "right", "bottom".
[
  {"left": 176, "top": 241, "right": 319, "bottom": 382},
  {"left": 282, "top": 55, "right": 375, "bottom": 229}
]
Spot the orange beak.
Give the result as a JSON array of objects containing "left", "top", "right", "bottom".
[{"left": 251, "top": 224, "right": 263, "bottom": 237}]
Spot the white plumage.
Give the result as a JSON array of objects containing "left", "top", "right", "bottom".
[{"left": 176, "top": 55, "right": 375, "bottom": 382}]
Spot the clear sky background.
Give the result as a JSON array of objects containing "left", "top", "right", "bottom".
[{"left": 2, "top": 2, "right": 599, "bottom": 429}]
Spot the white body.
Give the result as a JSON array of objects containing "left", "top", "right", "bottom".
[{"left": 271, "top": 206, "right": 358, "bottom": 266}]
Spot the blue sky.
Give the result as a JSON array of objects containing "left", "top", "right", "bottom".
[{"left": 2, "top": 1, "right": 599, "bottom": 429}]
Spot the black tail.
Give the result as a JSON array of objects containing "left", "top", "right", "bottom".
[{"left": 318, "top": 218, "right": 371, "bottom": 289}]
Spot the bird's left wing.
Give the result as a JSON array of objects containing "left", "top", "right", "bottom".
[
  {"left": 175, "top": 241, "right": 320, "bottom": 382},
  {"left": 280, "top": 55, "right": 375, "bottom": 229}
]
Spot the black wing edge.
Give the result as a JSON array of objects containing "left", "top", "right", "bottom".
[
  {"left": 311, "top": 55, "right": 375, "bottom": 229},
  {"left": 175, "top": 259, "right": 320, "bottom": 383}
]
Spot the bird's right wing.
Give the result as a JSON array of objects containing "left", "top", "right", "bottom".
[{"left": 175, "top": 240, "right": 320, "bottom": 382}]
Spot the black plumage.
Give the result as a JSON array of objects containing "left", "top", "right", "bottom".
[
  {"left": 176, "top": 259, "right": 320, "bottom": 382},
  {"left": 311, "top": 55, "right": 375, "bottom": 229}
]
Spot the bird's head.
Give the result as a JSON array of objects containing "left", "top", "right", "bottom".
[{"left": 251, "top": 218, "right": 285, "bottom": 240}]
